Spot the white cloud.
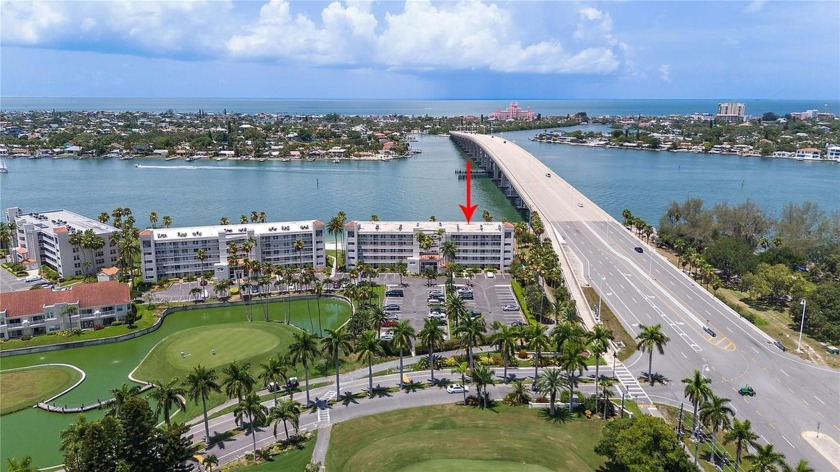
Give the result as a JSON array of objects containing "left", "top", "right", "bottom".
[
  {"left": 658, "top": 64, "right": 671, "bottom": 82},
  {"left": 0, "top": 0, "right": 68, "bottom": 44},
  {"left": 744, "top": 0, "right": 767, "bottom": 13}
]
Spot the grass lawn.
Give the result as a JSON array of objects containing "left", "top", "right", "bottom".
[
  {"left": 325, "top": 404, "right": 606, "bottom": 471},
  {"left": 231, "top": 432, "right": 317, "bottom": 471},
  {"left": 0, "top": 366, "right": 83, "bottom": 415},
  {"left": 581, "top": 287, "right": 636, "bottom": 361}
]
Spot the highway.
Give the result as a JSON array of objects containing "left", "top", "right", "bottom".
[{"left": 450, "top": 132, "right": 840, "bottom": 471}]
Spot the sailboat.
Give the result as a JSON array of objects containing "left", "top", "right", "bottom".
[{"left": 0, "top": 157, "right": 8, "bottom": 173}]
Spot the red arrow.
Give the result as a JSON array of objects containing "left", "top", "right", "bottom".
[{"left": 459, "top": 161, "right": 478, "bottom": 223}]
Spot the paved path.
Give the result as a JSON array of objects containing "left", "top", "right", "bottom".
[{"left": 310, "top": 424, "right": 331, "bottom": 467}]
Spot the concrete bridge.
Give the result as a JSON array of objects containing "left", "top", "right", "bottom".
[{"left": 449, "top": 131, "right": 840, "bottom": 471}]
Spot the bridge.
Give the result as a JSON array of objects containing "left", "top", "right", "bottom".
[{"left": 450, "top": 131, "right": 840, "bottom": 471}]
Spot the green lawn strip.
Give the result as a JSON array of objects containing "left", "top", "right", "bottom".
[
  {"left": 225, "top": 432, "right": 317, "bottom": 471},
  {"left": 581, "top": 286, "right": 636, "bottom": 361},
  {"left": 400, "top": 460, "right": 553, "bottom": 472},
  {"left": 0, "top": 305, "right": 158, "bottom": 351},
  {"left": 510, "top": 280, "right": 535, "bottom": 324},
  {"left": 656, "top": 403, "right": 743, "bottom": 470},
  {"left": 617, "top": 399, "right": 642, "bottom": 417},
  {"left": 0, "top": 366, "right": 83, "bottom": 415},
  {"left": 325, "top": 404, "right": 606, "bottom": 471}
]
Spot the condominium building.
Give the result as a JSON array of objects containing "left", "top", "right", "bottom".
[
  {"left": 0, "top": 281, "right": 131, "bottom": 339},
  {"left": 5, "top": 207, "right": 120, "bottom": 279},
  {"left": 345, "top": 220, "right": 514, "bottom": 273},
  {"left": 716, "top": 102, "right": 746, "bottom": 122},
  {"left": 139, "top": 220, "right": 326, "bottom": 282},
  {"left": 825, "top": 145, "right": 840, "bottom": 161}
]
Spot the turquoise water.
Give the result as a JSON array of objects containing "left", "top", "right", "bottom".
[{"left": 0, "top": 299, "right": 351, "bottom": 471}]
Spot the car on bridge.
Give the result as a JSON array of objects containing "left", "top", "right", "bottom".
[
  {"left": 545, "top": 172, "right": 551, "bottom": 178},
  {"left": 738, "top": 385, "right": 756, "bottom": 396},
  {"left": 634, "top": 246, "right": 644, "bottom": 253}
]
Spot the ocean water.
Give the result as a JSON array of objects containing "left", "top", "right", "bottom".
[{"left": 2, "top": 97, "right": 838, "bottom": 117}]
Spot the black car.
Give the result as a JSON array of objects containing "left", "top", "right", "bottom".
[
  {"left": 634, "top": 247, "right": 644, "bottom": 253},
  {"left": 385, "top": 290, "right": 404, "bottom": 297}
]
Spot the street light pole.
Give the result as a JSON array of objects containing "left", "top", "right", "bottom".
[
  {"left": 694, "top": 363, "right": 710, "bottom": 468},
  {"left": 797, "top": 299, "right": 807, "bottom": 353}
]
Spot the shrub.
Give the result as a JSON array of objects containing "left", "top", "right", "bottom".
[
  {"left": 110, "top": 321, "right": 124, "bottom": 326},
  {"left": 534, "top": 395, "right": 548, "bottom": 403},
  {"left": 93, "top": 325, "right": 104, "bottom": 331},
  {"left": 443, "top": 356, "right": 459, "bottom": 368},
  {"left": 464, "top": 395, "right": 481, "bottom": 406},
  {"left": 517, "top": 349, "right": 529, "bottom": 359},
  {"left": 20, "top": 335, "right": 33, "bottom": 341}
]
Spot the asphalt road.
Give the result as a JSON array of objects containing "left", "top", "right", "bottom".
[{"left": 451, "top": 132, "right": 840, "bottom": 471}]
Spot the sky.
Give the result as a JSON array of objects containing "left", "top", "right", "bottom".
[{"left": 1, "top": 0, "right": 838, "bottom": 99}]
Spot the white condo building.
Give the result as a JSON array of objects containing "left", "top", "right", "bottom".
[
  {"left": 716, "top": 102, "right": 746, "bottom": 122},
  {"left": 139, "top": 220, "right": 326, "bottom": 282},
  {"left": 5, "top": 207, "right": 120, "bottom": 278},
  {"left": 345, "top": 220, "right": 514, "bottom": 273}
]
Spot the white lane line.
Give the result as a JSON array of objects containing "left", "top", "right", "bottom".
[
  {"left": 751, "top": 346, "right": 760, "bottom": 353},
  {"left": 726, "top": 326, "right": 734, "bottom": 333},
  {"left": 782, "top": 435, "right": 794, "bottom": 448},
  {"left": 681, "top": 351, "right": 687, "bottom": 359},
  {"left": 632, "top": 298, "right": 637, "bottom": 303},
  {"left": 813, "top": 395, "right": 826, "bottom": 405},
  {"left": 779, "top": 369, "right": 790, "bottom": 377}
]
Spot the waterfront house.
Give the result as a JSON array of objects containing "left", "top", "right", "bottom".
[
  {"left": 97, "top": 267, "right": 120, "bottom": 282},
  {"left": 795, "top": 148, "right": 822, "bottom": 160},
  {"left": 0, "top": 281, "right": 131, "bottom": 338},
  {"left": 826, "top": 145, "right": 840, "bottom": 161}
]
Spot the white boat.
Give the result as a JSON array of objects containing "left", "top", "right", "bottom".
[
  {"left": 332, "top": 158, "right": 340, "bottom": 163},
  {"left": 0, "top": 157, "right": 8, "bottom": 173}
]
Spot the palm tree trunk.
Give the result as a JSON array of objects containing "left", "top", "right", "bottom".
[
  {"left": 250, "top": 413, "right": 257, "bottom": 464},
  {"left": 692, "top": 403, "right": 699, "bottom": 435},
  {"left": 468, "top": 346, "right": 473, "bottom": 369},
  {"left": 503, "top": 351, "right": 509, "bottom": 382},
  {"left": 710, "top": 426, "right": 718, "bottom": 465},
  {"left": 429, "top": 342, "right": 435, "bottom": 383},
  {"left": 202, "top": 395, "right": 210, "bottom": 443},
  {"left": 317, "top": 298, "right": 323, "bottom": 337},
  {"left": 283, "top": 419, "right": 289, "bottom": 439},
  {"left": 335, "top": 354, "right": 341, "bottom": 397},
  {"left": 399, "top": 348, "right": 404, "bottom": 389},
  {"left": 534, "top": 348, "right": 540, "bottom": 380},
  {"left": 368, "top": 359, "right": 373, "bottom": 397},
  {"left": 163, "top": 403, "right": 171, "bottom": 426},
  {"left": 304, "top": 362, "right": 311, "bottom": 405},
  {"left": 594, "top": 353, "right": 600, "bottom": 408},
  {"left": 648, "top": 350, "right": 654, "bottom": 385},
  {"left": 550, "top": 392, "right": 556, "bottom": 416}
]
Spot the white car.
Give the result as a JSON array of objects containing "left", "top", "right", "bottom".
[
  {"left": 502, "top": 304, "right": 519, "bottom": 312},
  {"left": 380, "top": 330, "right": 394, "bottom": 341},
  {"left": 486, "top": 272, "right": 495, "bottom": 278},
  {"left": 447, "top": 384, "right": 469, "bottom": 394}
]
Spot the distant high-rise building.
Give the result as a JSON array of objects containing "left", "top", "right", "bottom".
[{"left": 716, "top": 102, "right": 746, "bottom": 122}]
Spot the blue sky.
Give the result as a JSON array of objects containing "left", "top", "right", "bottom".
[{"left": 1, "top": 0, "right": 838, "bottom": 99}]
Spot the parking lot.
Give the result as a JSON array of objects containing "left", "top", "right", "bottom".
[
  {"left": 376, "top": 272, "right": 525, "bottom": 342},
  {"left": 0, "top": 264, "right": 48, "bottom": 293}
]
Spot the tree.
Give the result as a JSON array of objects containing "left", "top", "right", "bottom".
[
  {"left": 288, "top": 331, "right": 320, "bottom": 405},
  {"left": 270, "top": 398, "right": 302, "bottom": 440},
  {"left": 107, "top": 383, "right": 141, "bottom": 416},
  {"left": 392, "top": 320, "right": 416, "bottom": 389},
  {"left": 454, "top": 314, "right": 486, "bottom": 369},
  {"left": 528, "top": 323, "right": 551, "bottom": 380},
  {"left": 6, "top": 457, "right": 36, "bottom": 472},
  {"left": 635, "top": 324, "right": 670, "bottom": 385},
  {"left": 196, "top": 248, "right": 208, "bottom": 279},
  {"left": 149, "top": 378, "right": 186, "bottom": 426},
  {"left": 491, "top": 322, "right": 518, "bottom": 382},
  {"left": 469, "top": 364, "right": 496, "bottom": 409},
  {"left": 312, "top": 279, "right": 324, "bottom": 335},
  {"left": 60, "top": 416, "right": 90, "bottom": 471},
  {"left": 395, "top": 260, "right": 408, "bottom": 286},
  {"left": 183, "top": 364, "right": 222, "bottom": 442},
  {"left": 536, "top": 368, "right": 564, "bottom": 417},
  {"left": 321, "top": 326, "right": 353, "bottom": 396},
  {"left": 259, "top": 354, "right": 289, "bottom": 406},
  {"left": 784, "top": 460, "right": 815, "bottom": 472},
  {"left": 699, "top": 394, "right": 735, "bottom": 466},
  {"left": 745, "top": 443, "right": 786, "bottom": 472},
  {"left": 221, "top": 360, "right": 255, "bottom": 406},
  {"left": 149, "top": 211, "right": 158, "bottom": 229},
  {"left": 587, "top": 324, "right": 614, "bottom": 405},
  {"left": 453, "top": 362, "right": 470, "bottom": 404},
  {"left": 682, "top": 369, "right": 713, "bottom": 436},
  {"left": 595, "top": 415, "right": 694, "bottom": 472},
  {"left": 724, "top": 418, "right": 759, "bottom": 472},
  {"left": 558, "top": 340, "right": 588, "bottom": 409},
  {"left": 441, "top": 240, "right": 457, "bottom": 267},
  {"left": 356, "top": 330, "right": 385, "bottom": 397},
  {"left": 162, "top": 215, "right": 172, "bottom": 228},
  {"left": 419, "top": 318, "right": 445, "bottom": 383},
  {"left": 234, "top": 392, "right": 269, "bottom": 465}
]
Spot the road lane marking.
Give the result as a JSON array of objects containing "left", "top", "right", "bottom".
[
  {"left": 802, "top": 398, "right": 810, "bottom": 406},
  {"left": 726, "top": 326, "right": 733, "bottom": 333},
  {"left": 756, "top": 410, "right": 763, "bottom": 417},
  {"left": 813, "top": 395, "right": 826, "bottom": 405},
  {"left": 751, "top": 346, "right": 760, "bottom": 353},
  {"left": 768, "top": 423, "right": 776, "bottom": 429},
  {"left": 782, "top": 435, "right": 794, "bottom": 447},
  {"left": 681, "top": 351, "right": 687, "bottom": 359},
  {"left": 779, "top": 369, "right": 789, "bottom": 377}
]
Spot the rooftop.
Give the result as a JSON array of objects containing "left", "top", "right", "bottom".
[
  {"left": 349, "top": 221, "right": 513, "bottom": 234},
  {"left": 145, "top": 220, "right": 324, "bottom": 241},
  {"left": 12, "top": 209, "right": 117, "bottom": 235},
  {"left": 0, "top": 281, "right": 131, "bottom": 318}
]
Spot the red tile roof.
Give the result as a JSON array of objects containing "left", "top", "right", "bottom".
[
  {"left": 54, "top": 227, "right": 68, "bottom": 234},
  {"left": 99, "top": 267, "right": 120, "bottom": 276},
  {"left": 0, "top": 281, "right": 131, "bottom": 318},
  {"left": 139, "top": 229, "right": 152, "bottom": 237}
]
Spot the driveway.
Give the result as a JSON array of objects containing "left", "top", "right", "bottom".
[
  {"left": 0, "top": 265, "right": 36, "bottom": 293},
  {"left": 153, "top": 281, "right": 210, "bottom": 303}
]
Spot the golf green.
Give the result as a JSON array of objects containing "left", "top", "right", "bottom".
[
  {"left": 0, "top": 365, "right": 83, "bottom": 415},
  {"left": 0, "top": 298, "right": 351, "bottom": 472}
]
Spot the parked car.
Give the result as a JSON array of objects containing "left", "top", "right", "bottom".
[
  {"left": 267, "top": 381, "right": 280, "bottom": 393},
  {"left": 384, "top": 313, "right": 400, "bottom": 321},
  {"left": 427, "top": 297, "right": 444, "bottom": 305},
  {"left": 511, "top": 320, "right": 527, "bottom": 327},
  {"left": 447, "top": 384, "right": 469, "bottom": 394},
  {"left": 429, "top": 290, "right": 444, "bottom": 297},
  {"left": 486, "top": 272, "right": 495, "bottom": 278},
  {"left": 380, "top": 330, "right": 394, "bottom": 341},
  {"left": 384, "top": 304, "right": 401, "bottom": 311},
  {"left": 545, "top": 172, "right": 551, "bottom": 178},
  {"left": 502, "top": 304, "right": 519, "bottom": 312},
  {"left": 458, "top": 292, "right": 474, "bottom": 300},
  {"left": 380, "top": 319, "right": 395, "bottom": 328},
  {"left": 385, "top": 290, "right": 404, "bottom": 297},
  {"left": 577, "top": 202, "right": 584, "bottom": 208}
]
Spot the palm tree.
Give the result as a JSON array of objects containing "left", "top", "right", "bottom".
[
  {"left": 419, "top": 318, "right": 445, "bottom": 383},
  {"left": 183, "top": 365, "right": 222, "bottom": 442},
  {"left": 312, "top": 280, "right": 324, "bottom": 336},
  {"left": 61, "top": 305, "right": 78, "bottom": 331},
  {"left": 536, "top": 368, "right": 564, "bottom": 417},
  {"left": 491, "top": 322, "right": 518, "bottom": 382},
  {"left": 587, "top": 324, "right": 614, "bottom": 403},
  {"left": 203, "top": 454, "right": 219, "bottom": 471},
  {"left": 221, "top": 360, "right": 255, "bottom": 406},
  {"left": 149, "top": 378, "right": 186, "bottom": 426},
  {"left": 234, "top": 392, "right": 269, "bottom": 465},
  {"left": 446, "top": 293, "right": 468, "bottom": 329},
  {"left": 240, "top": 214, "right": 248, "bottom": 224},
  {"left": 220, "top": 217, "right": 230, "bottom": 225},
  {"left": 370, "top": 214, "right": 379, "bottom": 221},
  {"left": 5, "top": 457, "right": 36, "bottom": 472},
  {"left": 508, "top": 379, "right": 531, "bottom": 405},
  {"left": 454, "top": 315, "right": 486, "bottom": 369},
  {"left": 469, "top": 364, "right": 496, "bottom": 409},
  {"left": 97, "top": 212, "right": 110, "bottom": 224},
  {"left": 392, "top": 320, "right": 416, "bottom": 389},
  {"left": 453, "top": 362, "right": 470, "bottom": 404},
  {"left": 635, "top": 323, "right": 670, "bottom": 385},
  {"left": 270, "top": 398, "right": 301, "bottom": 440},
  {"left": 149, "top": 211, "right": 158, "bottom": 228},
  {"left": 321, "top": 326, "right": 353, "bottom": 396},
  {"left": 745, "top": 443, "right": 786, "bottom": 472},
  {"left": 327, "top": 216, "right": 343, "bottom": 264},
  {"left": 196, "top": 248, "right": 208, "bottom": 279},
  {"left": 552, "top": 321, "right": 584, "bottom": 355},
  {"left": 107, "top": 383, "right": 141, "bottom": 416},
  {"left": 699, "top": 394, "right": 735, "bottom": 466},
  {"left": 784, "top": 460, "right": 815, "bottom": 472},
  {"left": 528, "top": 323, "right": 551, "bottom": 380},
  {"left": 682, "top": 369, "right": 713, "bottom": 436},
  {"left": 441, "top": 240, "right": 457, "bottom": 267},
  {"left": 482, "top": 210, "right": 493, "bottom": 222},
  {"left": 724, "top": 418, "right": 759, "bottom": 471},
  {"left": 59, "top": 415, "right": 89, "bottom": 470},
  {"left": 294, "top": 239, "right": 305, "bottom": 268},
  {"left": 162, "top": 215, "right": 172, "bottom": 228},
  {"left": 356, "top": 330, "right": 385, "bottom": 397},
  {"left": 259, "top": 354, "right": 289, "bottom": 406},
  {"left": 395, "top": 260, "right": 408, "bottom": 286},
  {"left": 288, "top": 331, "right": 320, "bottom": 405},
  {"left": 558, "top": 341, "right": 588, "bottom": 410}
]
